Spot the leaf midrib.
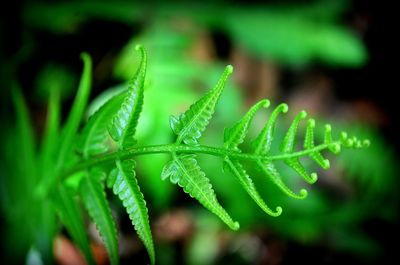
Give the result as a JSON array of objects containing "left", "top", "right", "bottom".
[{"left": 61, "top": 142, "right": 340, "bottom": 178}]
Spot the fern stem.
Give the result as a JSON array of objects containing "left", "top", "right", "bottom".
[{"left": 62, "top": 142, "right": 340, "bottom": 179}]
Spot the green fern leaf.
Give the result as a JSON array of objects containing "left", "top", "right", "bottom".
[
  {"left": 104, "top": 45, "right": 154, "bottom": 264},
  {"left": 79, "top": 170, "right": 119, "bottom": 265},
  {"left": 54, "top": 184, "right": 95, "bottom": 265},
  {"left": 224, "top": 99, "right": 269, "bottom": 151},
  {"left": 170, "top": 65, "right": 233, "bottom": 145},
  {"left": 108, "top": 159, "right": 155, "bottom": 265},
  {"left": 162, "top": 154, "right": 239, "bottom": 230},
  {"left": 108, "top": 45, "right": 146, "bottom": 148},
  {"left": 224, "top": 159, "right": 282, "bottom": 216},
  {"left": 78, "top": 92, "right": 125, "bottom": 157},
  {"left": 256, "top": 162, "right": 308, "bottom": 199},
  {"left": 281, "top": 111, "right": 318, "bottom": 184},
  {"left": 304, "top": 119, "right": 330, "bottom": 169},
  {"left": 252, "top": 103, "right": 288, "bottom": 155}
]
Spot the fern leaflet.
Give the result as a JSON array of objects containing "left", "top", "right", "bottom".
[
  {"left": 162, "top": 154, "right": 240, "bottom": 230},
  {"left": 108, "top": 159, "right": 155, "bottom": 265},
  {"left": 108, "top": 46, "right": 146, "bottom": 148},
  {"left": 170, "top": 65, "right": 233, "bottom": 145}
]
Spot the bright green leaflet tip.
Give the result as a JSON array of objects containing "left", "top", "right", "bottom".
[
  {"left": 341, "top": 131, "right": 348, "bottom": 140},
  {"left": 323, "top": 159, "right": 330, "bottom": 169},
  {"left": 308, "top": 118, "right": 315, "bottom": 127},
  {"left": 80, "top": 52, "right": 91, "bottom": 62},
  {"left": 346, "top": 138, "right": 354, "bottom": 146},
  {"left": 299, "top": 110, "right": 307, "bottom": 119},
  {"left": 273, "top": 207, "right": 283, "bottom": 217},
  {"left": 310, "top": 173, "right": 318, "bottom": 183},
  {"left": 299, "top": 189, "right": 308, "bottom": 198},
  {"left": 135, "top": 45, "right": 147, "bottom": 59},
  {"left": 280, "top": 103, "right": 289, "bottom": 113},
  {"left": 332, "top": 143, "right": 341, "bottom": 153},
  {"left": 232, "top": 222, "right": 240, "bottom": 230},
  {"left": 135, "top": 44, "right": 143, "bottom": 51},
  {"left": 261, "top": 99, "right": 271, "bottom": 108},
  {"left": 363, "top": 139, "right": 371, "bottom": 147},
  {"left": 226, "top": 64, "right": 234, "bottom": 74}
]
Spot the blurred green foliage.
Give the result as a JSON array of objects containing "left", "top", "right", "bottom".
[
  {"left": 0, "top": 0, "right": 395, "bottom": 264},
  {"left": 23, "top": 0, "right": 366, "bottom": 67},
  {"left": 35, "top": 63, "right": 77, "bottom": 101}
]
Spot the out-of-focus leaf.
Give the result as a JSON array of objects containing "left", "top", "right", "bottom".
[
  {"left": 23, "top": 2, "right": 142, "bottom": 33},
  {"left": 35, "top": 63, "right": 76, "bottom": 101},
  {"left": 225, "top": 9, "right": 367, "bottom": 66},
  {"left": 54, "top": 184, "right": 95, "bottom": 265}
]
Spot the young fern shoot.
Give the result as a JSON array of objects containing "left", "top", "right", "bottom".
[{"left": 31, "top": 45, "right": 369, "bottom": 265}]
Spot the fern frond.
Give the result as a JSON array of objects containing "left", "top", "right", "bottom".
[
  {"left": 108, "top": 159, "right": 155, "bottom": 265},
  {"left": 54, "top": 184, "right": 95, "bottom": 265},
  {"left": 224, "top": 159, "right": 282, "bottom": 216},
  {"left": 162, "top": 154, "right": 240, "bottom": 230},
  {"left": 49, "top": 47, "right": 369, "bottom": 265},
  {"left": 108, "top": 45, "right": 146, "bottom": 148},
  {"left": 224, "top": 99, "right": 269, "bottom": 151},
  {"left": 170, "top": 65, "right": 233, "bottom": 145},
  {"left": 79, "top": 170, "right": 119, "bottom": 265}
]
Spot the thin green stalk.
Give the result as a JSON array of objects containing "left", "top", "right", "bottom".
[{"left": 61, "top": 141, "right": 340, "bottom": 179}]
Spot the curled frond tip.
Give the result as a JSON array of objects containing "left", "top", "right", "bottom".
[
  {"left": 272, "top": 206, "right": 283, "bottom": 217},
  {"left": 299, "top": 110, "right": 307, "bottom": 119},
  {"left": 299, "top": 188, "right": 308, "bottom": 198},
  {"left": 310, "top": 173, "right": 318, "bottom": 183}
]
